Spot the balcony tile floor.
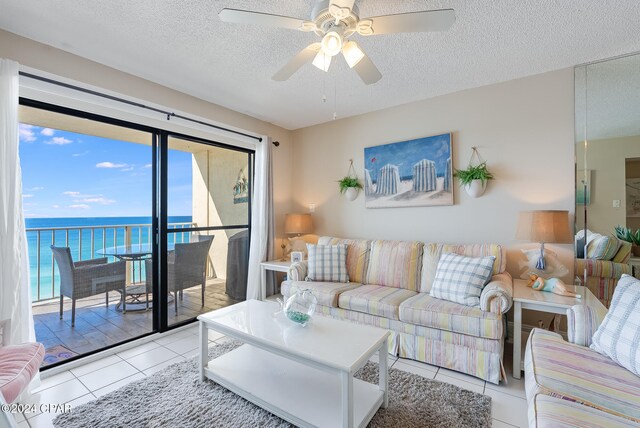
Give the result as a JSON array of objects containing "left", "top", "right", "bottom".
[
  {"left": 33, "top": 279, "right": 240, "bottom": 367},
  {"left": 13, "top": 324, "right": 527, "bottom": 428}
]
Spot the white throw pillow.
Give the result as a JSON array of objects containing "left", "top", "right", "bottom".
[
  {"left": 306, "top": 244, "right": 349, "bottom": 283},
  {"left": 591, "top": 274, "right": 640, "bottom": 376},
  {"left": 429, "top": 252, "right": 495, "bottom": 307}
]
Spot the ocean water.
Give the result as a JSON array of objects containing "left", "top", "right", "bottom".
[{"left": 26, "top": 216, "right": 192, "bottom": 302}]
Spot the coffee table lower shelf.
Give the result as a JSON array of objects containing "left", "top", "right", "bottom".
[{"left": 203, "top": 344, "right": 383, "bottom": 428}]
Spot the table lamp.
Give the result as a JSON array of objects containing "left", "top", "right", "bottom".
[
  {"left": 516, "top": 210, "right": 572, "bottom": 270},
  {"left": 284, "top": 213, "right": 314, "bottom": 257}
]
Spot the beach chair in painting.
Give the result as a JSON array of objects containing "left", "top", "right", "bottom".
[
  {"left": 376, "top": 164, "right": 401, "bottom": 195},
  {"left": 50, "top": 246, "right": 126, "bottom": 326},
  {"left": 412, "top": 159, "right": 437, "bottom": 192}
]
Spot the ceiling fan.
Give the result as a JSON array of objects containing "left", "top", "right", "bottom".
[{"left": 219, "top": 1, "right": 455, "bottom": 85}]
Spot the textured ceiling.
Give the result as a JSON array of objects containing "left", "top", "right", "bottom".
[
  {"left": 1, "top": 0, "right": 640, "bottom": 130},
  {"left": 575, "top": 53, "right": 640, "bottom": 142}
]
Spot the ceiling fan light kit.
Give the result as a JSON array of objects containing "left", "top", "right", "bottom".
[{"left": 219, "top": 1, "right": 455, "bottom": 85}]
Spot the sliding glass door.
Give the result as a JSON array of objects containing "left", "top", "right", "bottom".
[
  {"left": 19, "top": 100, "right": 254, "bottom": 368},
  {"left": 161, "top": 134, "right": 252, "bottom": 328}
]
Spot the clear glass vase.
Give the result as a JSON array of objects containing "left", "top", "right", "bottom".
[{"left": 284, "top": 288, "right": 317, "bottom": 327}]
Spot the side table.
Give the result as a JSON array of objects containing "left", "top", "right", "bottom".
[
  {"left": 511, "top": 278, "right": 605, "bottom": 379},
  {"left": 260, "top": 260, "right": 292, "bottom": 300},
  {"left": 627, "top": 257, "right": 640, "bottom": 279}
]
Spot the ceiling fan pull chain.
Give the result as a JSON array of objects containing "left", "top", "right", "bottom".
[{"left": 333, "top": 78, "right": 338, "bottom": 120}]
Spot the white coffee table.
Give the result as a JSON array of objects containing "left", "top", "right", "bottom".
[{"left": 198, "top": 299, "right": 390, "bottom": 428}]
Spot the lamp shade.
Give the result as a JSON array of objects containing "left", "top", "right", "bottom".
[
  {"left": 284, "top": 213, "right": 313, "bottom": 235},
  {"left": 516, "top": 210, "right": 572, "bottom": 244}
]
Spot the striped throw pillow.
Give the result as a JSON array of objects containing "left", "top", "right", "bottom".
[
  {"left": 591, "top": 274, "right": 640, "bottom": 376},
  {"left": 587, "top": 235, "right": 621, "bottom": 260},
  {"left": 429, "top": 253, "right": 495, "bottom": 307},
  {"left": 306, "top": 244, "right": 349, "bottom": 283}
]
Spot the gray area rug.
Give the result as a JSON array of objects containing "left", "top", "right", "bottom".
[{"left": 54, "top": 341, "right": 491, "bottom": 428}]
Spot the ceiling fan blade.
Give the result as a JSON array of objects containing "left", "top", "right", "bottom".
[
  {"left": 219, "top": 8, "right": 316, "bottom": 31},
  {"left": 352, "top": 51, "right": 382, "bottom": 85},
  {"left": 272, "top": 43, "right": 322, "bottom": 81},
  {"left": 357, "top": 9, "right": 455, "bottom": 36}
]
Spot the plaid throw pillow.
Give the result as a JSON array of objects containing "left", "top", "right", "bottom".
[
  {"left": 306, "top": 244, "right": 349, "bottom": 283},
  {"left": 429, "top": 252, "right": 495, "bottom": 307},
  {"left": 591, "top": 274, "right": 640, "bottom": 376}
]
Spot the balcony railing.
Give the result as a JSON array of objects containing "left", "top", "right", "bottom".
[{"left": 27, "top": 222, "right": 195, "bottom": 303}]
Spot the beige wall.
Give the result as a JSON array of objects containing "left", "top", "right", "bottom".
[
  {"left": 0, "top": 29, "right": 293, "bottom": 246},
  {"left": 292, "top": 69, "right": 576, "bottom": 324},
  {"left": 575, "top": 136, "right": 640, "bottom": 234}
]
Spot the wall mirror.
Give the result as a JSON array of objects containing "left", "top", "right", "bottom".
[{"left": 575, "top": 52, "right": 640, "bottom": 307}]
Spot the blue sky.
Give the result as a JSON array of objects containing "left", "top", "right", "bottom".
[
  {"left": 364, "top": 133, "right": 451, "bottom": 180},
  {"left": 19, "top": 124, "right": 192, "bottom": 218}
]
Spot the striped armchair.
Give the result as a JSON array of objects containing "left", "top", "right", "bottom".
[{"left": 575, "top": 240, "right": 632, "bottom": 307}]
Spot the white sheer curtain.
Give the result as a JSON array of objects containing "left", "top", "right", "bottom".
[
  {"left": 0, "top": 58, "right": 36, "bottom": 346},
  {"left": 246, "top": 136, "right": 275, "bottom": 300}
]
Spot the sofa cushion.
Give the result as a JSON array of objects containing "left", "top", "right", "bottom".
[
  {"left": 399, "top": 293, "right": 503, "bottom": 339},
  {"left": 429, "top": 253, "right": 495, "bottom": 307},
  {"left": 338, "top": 284, "right": 417, "bottom": 320},
  {"left": 591, "top": 274, "right": 640, "bottom": 377},
  {"left": 525, "top": 328, "right": 640, "bottom": 423},
  {"left": 0, "top": 342, "right": 44, "bottom": 404},
  {"left": 281, "top": 281, "right": 361, "bottom": 308},
  {"left": 306, "top": 244, "right": 349, "bottom": 283},
  {"left": 530, "top": 394, "right": 639, "bottom": 428},
  {"left": 318, "top": 236, "right": 371, "bottom": 284},
  {"left": 420, "top": 243, "right": 506, "bottom": 293},
  {"left": 365, "top": 240, "right": 423, "bottom": 291},
  {"left": 613, "top": 240, "right": 633, "bottom": 263}
]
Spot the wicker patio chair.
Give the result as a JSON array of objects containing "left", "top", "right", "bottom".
[
  {"left": 51, "top": 246, "right": 126, "bottom": 326},
  {"left": 145, "top": 235, "right": 214, "bottom": 314}
]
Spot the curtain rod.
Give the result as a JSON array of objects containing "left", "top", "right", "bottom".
[{"left": 19, "top": 71, "right": 271, "bottom": 144}]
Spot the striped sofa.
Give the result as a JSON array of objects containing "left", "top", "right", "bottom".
[
  {"left": 282, "top": 236, "right": 513, "bottom": 384},
  {"left": 525, "top": 305, "right": 640, "bottom": 427}
]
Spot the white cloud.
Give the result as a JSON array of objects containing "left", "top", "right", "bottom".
[
  {"left": 63, "top": 191, "right": 80, "bottom": 196},
  {"left": 96, "top": 162, "right": 128, "bottom": 169},
  {"left": 121, "top": 167, "right": 134, "bottom": 172},
  {"left": 79, "top": 197, "right": 115, "bottom": 205},
  {"left": 22, "top": 194, "right": 34, "bottom": 198},
  {"left": 144, "top": 164, "right": 152, "bottom": 168},
  {"left": 72, "top": 151, "right": 89, "bottom": 157},
  {"left": 40, "top": 128, "right": 55, "bottom": 136},
  {"left": 69, "top": 204, "right": 90, "bottom": 209},
  {"left": 45, "top": 137, "right": 72, "bottom": 145},
  {"left": 27, "top": 186, "right": 44, "bottom": 191},
  {"left": 19, "top": 124, "right": 36, "bottom": 143},
  {"left": 52, "top": 205, "right": 60, "bottom": 209}
]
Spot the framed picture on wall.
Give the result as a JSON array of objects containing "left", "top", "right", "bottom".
[
  {"left": 576, "top": 169, "right": 591, "bottom": 205},
  {"left": 290, "top": 251, "right": 303, "bottom": 263},
  {"left": 364, "top": 133, "right": 453, "bottom": 209},
  {"left": 627, "top": 178, "right": 640, "bottom": 217}
]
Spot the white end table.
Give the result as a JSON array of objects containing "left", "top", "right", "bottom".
[
  {"left": 260, "top": 260, "right": 292, "bottom": 300},
  {"left": 512, "top": 278, "right": 606, "bottom": 379}
]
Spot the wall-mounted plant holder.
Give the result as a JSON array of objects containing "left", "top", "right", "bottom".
[
  {"left": 338, "top": 159, "right": 363, "bottom": 201},
  {"left": 454, "top": 147, "right": 494, "bottom": 198}
]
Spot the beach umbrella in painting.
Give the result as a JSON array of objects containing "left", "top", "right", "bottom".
[
  {"left": 364, "top": 169, "right": 374, "bottom": 195},
  {"left": 412, "top": 159, "right": 437, "bottom": 192},
  {"left": 444, "top": 157, "right": 452, "bottom": 192},
  {"left": 376, "top": 164, "right": 400, "bottom": 195}
]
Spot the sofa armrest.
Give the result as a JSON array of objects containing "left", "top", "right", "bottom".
[
  {"left": 287, "top": 261, "right": 308, "bottom": 281},
  {"left": 575, "top": 258, "right": 632, "bottom": 279},
  {"left": 567, "top": 304, "right": 607, "bottom": 347},
  {"left": 480, "top": 272, "right": 513, "bottom": 314}
]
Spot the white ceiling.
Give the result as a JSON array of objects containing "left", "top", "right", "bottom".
[{"left": 1, "top": 0, "right": 640, "bottom": 130}]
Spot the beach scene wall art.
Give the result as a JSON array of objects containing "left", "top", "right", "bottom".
[{"left": 364, "top": 133, "right": 453, "bottom": 208}]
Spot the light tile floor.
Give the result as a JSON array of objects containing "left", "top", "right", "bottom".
[{"left": 12, "top": 324, "right": 527, "bottom": 428}]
